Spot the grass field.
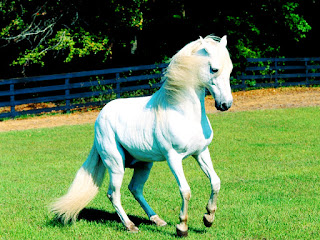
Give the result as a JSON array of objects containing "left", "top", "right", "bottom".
[{"left": 1, "top": 107, "right": 319, "bottom": 239}]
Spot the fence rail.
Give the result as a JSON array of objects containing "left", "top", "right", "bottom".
[
  {"left": 233, "top": 57, "right": 320, "bottom": 90},
  {"left": 0, "top": 63, "right": 167, "bottom": 119},
  {"left": 1, "top": 57, "right": 320, "bottom": 119}
]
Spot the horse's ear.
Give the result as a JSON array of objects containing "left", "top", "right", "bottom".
[
  {"left": 199, "top": 36, "right": 206, "bottom": 45},
  {"left": 220, "top": 35, "right": 227, "bottom": 47},
  {"left": 200, "top": 36, "right": 211, "bottom": 50}
]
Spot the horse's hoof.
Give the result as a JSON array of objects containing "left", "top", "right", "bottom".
[
  {"left": 176, "top": 228, "right": 188, "bottom": 237},
  {"left": 203, "top": 213, "right": 214, "bottom": 228},
  {"left": 150, "top": 215, "right": 167, "bottom": 227},
  {"left": 126, "top": 222, "right": 139, "bottom": 233},
  {"left": 176, "top": 223, "right": 188, "bottom": 237}
]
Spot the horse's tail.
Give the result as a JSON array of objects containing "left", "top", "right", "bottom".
[{"left": 50, "top": 143, "right": 106, "bottom": 224}]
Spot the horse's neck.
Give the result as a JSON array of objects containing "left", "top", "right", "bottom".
[
  {"left": 152, "top": 85, "right": 206, "bottom": 121},
  {"left": 174, "top": 87, "right": 206, "bottom": 120}
]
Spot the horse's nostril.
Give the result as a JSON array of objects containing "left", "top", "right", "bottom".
[{"left": 221, "top": 103, "right": 228, "bottom": 110}]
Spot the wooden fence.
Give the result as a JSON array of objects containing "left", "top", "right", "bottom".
[
  {"left": 1, "top": 57, "right": 320, "bottom": 119},
  {"left": 234, "top": 57, "right": 320, "bottom": 90},
  {"left": 0, "top": 63, "right": 167, "bottom": 119}
]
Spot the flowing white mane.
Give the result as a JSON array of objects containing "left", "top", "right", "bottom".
[{"left": 153, "top": 35, "right": 222, "bottom": 108}]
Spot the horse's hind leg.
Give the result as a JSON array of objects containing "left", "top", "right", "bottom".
[
  {"left": 107, "top": 169, "right": 139, "bottom": 232},
  {"left": 95, "top": 133, "right": 138, "bottom": 232},
  {"left": 128, "top": 162, "right": 167, "bottom": 227}
]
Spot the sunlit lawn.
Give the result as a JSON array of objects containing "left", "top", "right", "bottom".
[{"left": 1, "top": 107, "right": 319, "bottom": 239}]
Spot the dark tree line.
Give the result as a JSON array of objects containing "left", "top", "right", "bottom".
[{"left": 0, "top": 0, "right": 318, "bottom": 79}]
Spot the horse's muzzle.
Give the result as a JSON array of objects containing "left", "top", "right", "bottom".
[{"left": 215, "top": 101, "right": 232, "bottom": 111}]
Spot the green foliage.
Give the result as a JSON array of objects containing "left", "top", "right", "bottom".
[
  {"left": 0, "top": 0, "right": 135, "bottom": 70},
  {"left": 89, "top": 76, "right": 117, "bottom": 102},
  {"left": 283, "top": 2, "right": 312, "bottom": 41},
  {"left": 0, "top": 0, "right": 315, "bottom": 77},
  {"left": 51, "top": 28, "right": 110, "bottom": 63},
  {"left": 11, "top": 28, "right": 110, "bottom": 67},
  {"left": 112, "top": 0, "right": 148, "bottom": 30},
  {"left": 0, "top": 107, "right": 319, "bottom": 239},
  {"left": 225, "top": 1, "right": 311, "bottom": 64}
]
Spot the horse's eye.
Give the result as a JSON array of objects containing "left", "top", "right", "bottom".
[{"left": 210, "top": 67, "right": 219, "bottom": 74}]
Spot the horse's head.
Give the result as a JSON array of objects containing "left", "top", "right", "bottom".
[{"left": 196, "top": 36, "right": 233, "bottom": 111}]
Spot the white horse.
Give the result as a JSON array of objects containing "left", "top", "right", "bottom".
[{"left": 51, "top": 35, "right": 233, "bottom": 237}]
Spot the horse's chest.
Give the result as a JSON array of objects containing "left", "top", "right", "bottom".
[{"left": 169, "top": 122, "right": 213, "bottom": 156}]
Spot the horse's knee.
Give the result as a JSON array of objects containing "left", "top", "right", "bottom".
[
  {"left": 182, "top": 190, "right": 191, "bottom": 201},
  {"left": 128, "top": 163, "right": 152, "bottom": 198},
  {"left": 128, "top": 182, "right": 142, "bottom": 198},
  {"left": 179, "top": 190, "right": 191, "bottom": 221},
  {"left": 128, "top": 183, "right": 137, "bottom": 196},
  {"left": 107, "top": 177, "right": 123, "bottom": 204},
  {"left": 107, "top": 188, "right": 119, "bottom": 202},
  {"left": 212, "top": 177, "right": 220, "bottom": 193}
]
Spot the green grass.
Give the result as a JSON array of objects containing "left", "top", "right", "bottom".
[{"left": 1, "top": 107, "right": 319, "bottom": 239}]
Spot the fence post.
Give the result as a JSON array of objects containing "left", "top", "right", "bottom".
[
  {"left": 65, "top": 78, "right": 70, "bottom": 113},
  {"left": 305, "top": 60, "right": 309, "bottom": 87},
  {"left": 116, "top": 73, "right": 120, "bottom": 98},
  {"left": 274, "top": 59, "right": 279, "bottom": 88},
  {"left": 10, "top": 83, "right": 16, "bottom": 118},
  {"left": 241, "top": 73, "right": 246, "bottom": 90}
]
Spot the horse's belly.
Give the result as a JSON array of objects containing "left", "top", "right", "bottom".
[
  {"left": 127, "top": 147, "right": 165, "bottom": 162},
  {"left": 118, "top": 130, "right": 165, "bottom": 162}
]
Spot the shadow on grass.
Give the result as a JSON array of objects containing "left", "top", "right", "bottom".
[
  {"left": 47, "top": 208, "right": 149, "bottom": 227},
  {"left": 79, "top": 208, "right": 208, "bottom": 235},
  {"left": 78, "top": 208, "right": 151, "bottom": 226},
  {"left": 47, "top": 208, "right": 207, "bottom": 237}
]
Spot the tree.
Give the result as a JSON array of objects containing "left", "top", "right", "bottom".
[
  {"left": 0, "top": 0, "right": 315, "bottom": 78},
  {"left": 0, "top": 0, "right": 148, "bottom": 77}
]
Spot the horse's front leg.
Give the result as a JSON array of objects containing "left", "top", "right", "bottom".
[
  {"left": 166, "top": 150, "right": 191, "bottom": 237},
  {"left": 194, "top": 147, "right": 220, "bottom": 227}
]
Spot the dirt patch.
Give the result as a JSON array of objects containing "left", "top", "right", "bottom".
[
  {"left": 1, "top": 87, "right": 320, "bottom": 132},
  {"left": 0, "top": 110, "right": 100, "bottom": 132},
  {"left": 205, "top": 87, "right": 320, "bottom": 113}
]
